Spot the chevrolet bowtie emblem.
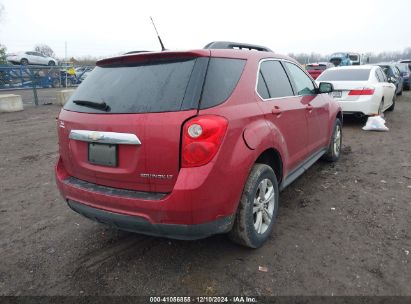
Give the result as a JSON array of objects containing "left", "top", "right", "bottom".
[{"left": 88, "top": 131, "right": 104, "bottom": 141}]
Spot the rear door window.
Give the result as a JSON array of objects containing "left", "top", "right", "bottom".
[
  {"left": 393, "top": 67, "right": 400, "bottom": 77},
  {"left": 283, "top": 62, "right": 316, "bottom": 95},
  {"left": 257, "top": 60, "right": 294, "bottom": 99},
  {"left": 375, "top": 71, "right": 382, "bottom": 82},
  {"left": 376, "top": 68, "right": 387, "bottom": 82}
]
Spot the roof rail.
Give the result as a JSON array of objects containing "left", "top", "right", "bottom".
[
  {"left": 124, "top": 51, "right": 151, "bottom": 54},
  {"left": 204, "top": 41, "right": 272, "bottom": 52}
]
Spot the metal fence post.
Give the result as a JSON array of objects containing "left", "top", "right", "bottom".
[{"left": 29, "top": 68, "right": 39, "bottom": 106}]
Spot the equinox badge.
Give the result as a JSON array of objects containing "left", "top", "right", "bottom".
[{"left": 140, "top": 173, "right": 173, "bottom": 180}]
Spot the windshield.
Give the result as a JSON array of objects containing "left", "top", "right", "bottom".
[{"left": 317, "top": 69, "right": 371, "bottom": 81}]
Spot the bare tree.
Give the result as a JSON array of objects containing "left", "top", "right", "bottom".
[{"left": 34, "top": 44, "right": 55, "bottom": 57}]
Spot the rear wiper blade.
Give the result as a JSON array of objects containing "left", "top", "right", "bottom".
[{"left": 73, "top": 100, "right": 110, "bottom": 111}]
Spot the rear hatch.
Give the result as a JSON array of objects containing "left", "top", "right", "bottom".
[
  {"left": 58, "top": 51, "right": 246, "bottom": 193},
  {"left": 59, "top": 51, "right": 210, "bottom": 193}
]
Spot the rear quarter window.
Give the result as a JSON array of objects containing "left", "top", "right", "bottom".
[{"left": 199, "top": 58, "right": 246, "bottom": 109}]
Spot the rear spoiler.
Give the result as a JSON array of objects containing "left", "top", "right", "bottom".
[{"left": 97, "top": 50, "right": 211, "bottom": 67}]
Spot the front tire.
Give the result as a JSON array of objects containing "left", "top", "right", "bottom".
[
  {"left": 229, "top": 164, "right": 279, "bottom": 248},
  {"left": 322, "top": 118, "right": 342, "bottom": 162},
  {"left": 20, "top": 58, "right": 28, "bottom": 65},
  {"left": 48, "top": 61, "right": 55, "bottom": 66}
]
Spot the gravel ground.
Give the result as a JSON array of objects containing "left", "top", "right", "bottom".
[{"left": 0, "top": 88, "right": 410, "bottom": 296}]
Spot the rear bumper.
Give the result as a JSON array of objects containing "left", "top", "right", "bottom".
[
  {"left": 55, "top": 157, "right": 239, "bottom": 239},
  {"left": 337, "top": 97, "right": 379, "bottom": 116},
  {"left": 67, "top": 200, "right": 234, "bottom": 240}
]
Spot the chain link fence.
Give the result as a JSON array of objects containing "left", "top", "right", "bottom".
[{"left": 0, "top": 64, "right": 93, "bottom": 105}]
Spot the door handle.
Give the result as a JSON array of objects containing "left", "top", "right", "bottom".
[
  {"left": 272, "top": 106, "right": 282, "bottom": 115},
  {"left": 306, "top": 104, "right": 314, "bottom": 111}
]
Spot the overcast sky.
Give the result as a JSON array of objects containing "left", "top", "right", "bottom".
[{"left": 0, "top": 0, "right": 410, "bottom": 59}]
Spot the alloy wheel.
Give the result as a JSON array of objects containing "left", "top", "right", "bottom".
[{"left": 253, "top": 178, "right": 275, "bottom": 234}]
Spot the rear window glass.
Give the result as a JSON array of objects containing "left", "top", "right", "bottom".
[
  {"left": 397, "top": 63, "right": 410, "bottom": 72},
  {"left": 64, "top": 57, "right": 245, "bottom": 113},
  {"left": 317, "top": 69, "right": 371, "bottom": 81},
  {"left": 64, "top": 58, "right": 197, "bottom": 113},
  {"left": 306, "top": 65, "right": 327, "bottom": 70},
  {"left": 200, "top": 58, "right": 246, "bottom": 109}
]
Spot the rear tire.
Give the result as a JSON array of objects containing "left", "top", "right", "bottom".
[
  {"left": 378, "top": 99, "right": 384, "bottom": 115},
  {"left": 48, "top": 61, "right": 55, "bottom": 66},
  {"left": 322, "top": 118, "right": 342, "bottom": 162},
  {"left": 229, "top": 164, "right": 279, "bottom": 248},
  {"left": 387, "top": 95, "right": 395, "bottom": 111}
]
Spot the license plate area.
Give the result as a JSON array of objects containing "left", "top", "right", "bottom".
[
  {"left": 88, "top": 143, "right": 117, "bottom": 167},
  {"left": 332, "top": 91, "right": 342, "bottom": 98}
]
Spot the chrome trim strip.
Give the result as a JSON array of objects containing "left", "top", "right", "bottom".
[{"left": 69, "top": 130, "right": 141, "bottom": 145}]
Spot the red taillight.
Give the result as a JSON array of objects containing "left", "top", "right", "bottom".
[
  {"left": 348, "top": 88, "right": 375, "bottom": 95},
  {"left": 181, "top": 115, "right": 228, "bottom": 168}
]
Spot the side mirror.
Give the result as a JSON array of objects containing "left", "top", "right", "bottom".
[
  {"left": 388, "top": 77, "right": 396, "bottom": 83},
  {"left": 319, "top": 82, "right": 334, "bottom": 93}
]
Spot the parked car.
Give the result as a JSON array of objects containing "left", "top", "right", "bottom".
[
  {"left": 316, "top": 66, "right": 396, "bottom": 116},
  {"left": 55, "top": 41, "right": 342, "bottom": 248},
  {"left": 6, "top": 51, "right": 58, "bottom": 66},
  {"left": 375, "top": 63, "right": 403, "bottom": 95},
  {"left": 397, "top": 62, "right": 410, "bottom": 90},
  {"left": 305, "top": 62, "right": 334, "bottom": 79}
]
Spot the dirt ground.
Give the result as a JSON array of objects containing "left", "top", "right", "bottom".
[{"left": 0, "top": 88, "right": 410, "bottom": 296}]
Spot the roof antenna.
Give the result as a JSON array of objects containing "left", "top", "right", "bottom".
[{"left": 150, "top": 17, "right": 166, "bottom": 51}]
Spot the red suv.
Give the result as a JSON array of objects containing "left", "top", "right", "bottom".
[{"left": 55, "top": 42, "right": 342, "bottom": 248}]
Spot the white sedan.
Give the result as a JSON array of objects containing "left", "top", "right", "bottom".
[
  {"left": 6, "top": 51, "right": 58, "bottom": 66},
  {"left": 316, "top": 66, "right": 396, "bottom": 116}
]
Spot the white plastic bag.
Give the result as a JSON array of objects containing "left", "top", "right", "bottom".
[{"left": 362, "top": 115, "right": 389, "bottom": 131}]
